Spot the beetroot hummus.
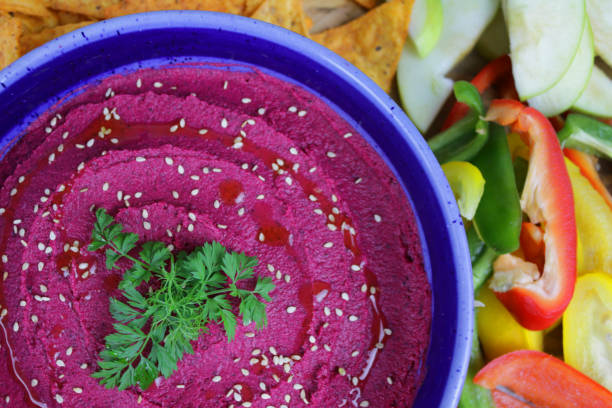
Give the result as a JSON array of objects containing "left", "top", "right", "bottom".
[{"left": 0, "top": 65, "right": 431, "bottom": 407}]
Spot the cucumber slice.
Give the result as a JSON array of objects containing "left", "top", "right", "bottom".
[
  {"left": 528, "top": 19, "right": 594, "bottom": 117},
  {"left": 408, "top": 0, "right": 444, "bottom": 58},
  {"left": 504, "top": 0, "right": 586, "bottom": 100},
  {"left": 586, "top": 0, "right": 612, "bottom": 67},
  {"left": 573, "top": 66, "right": 612, "bottom": 119},
  {"left": 398, "top": 0, "right": 499, "bottom": 132}
]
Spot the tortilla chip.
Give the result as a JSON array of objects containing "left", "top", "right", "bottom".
[
  {"left": 55, "top": 9, "right": 91, "bottom": 25},
  {"left": 244, "top": 0, "right": 264, "bottom": 15},
  {"left": 251, "top": 0, "right": 310, "bottom": 36},
  {"left": 42, "top": 1, "right": 118, "bottom": 19},
  {"left": 104, "top": 0, "right": 246, "bottom": 18},
  {"left": 353, "top": 0, "right": 378, "bottom": 8},
  {"left": 0, "top": 0, "right": 58, "bottom": 26},
  {"left": 20, "top": 21, "right": 92, "bottom": 53},
  {"left": 312, "top": 0, "right": 414, "bottom": 92},
  {"left": 0, "top": 12, "right": 22, "bottom": 69}
]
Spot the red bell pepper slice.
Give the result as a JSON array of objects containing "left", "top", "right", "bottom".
[
  {"left": 442, "top": 55, "right": 516, "bottom": 129},
  {"left": 564, "top": 148, "right": 612, "bottom": 212},
  {"left": 474, "top": 350, "right": 612, "bottom": 407},
  {"left": 491, "top": 390, "right": 531, "bottom": 408},
  {"left": 485, "top": 99, "right": 576, "bottom": 330},
  {"left": 519, "top": 222, "right": 545, "bottom": 272}
]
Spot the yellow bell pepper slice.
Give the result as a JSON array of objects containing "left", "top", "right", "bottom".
[
  {"left": 563, "top": 273, "right": 612, "bottom": 391},
  {"left": 566, "top": 159, "right": 612, "bottom": 275},
  {"left": 476, "top": 284, "right": 543, "bottom": 361},
  {"left": 441, "top": 161, "right": 485, "bottom": 220}
]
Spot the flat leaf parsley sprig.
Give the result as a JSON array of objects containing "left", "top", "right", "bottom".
[{"left": 88, "top": 208, "right": 275, "bottom": 390}]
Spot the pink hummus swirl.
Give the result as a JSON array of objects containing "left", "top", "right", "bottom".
[{"left": 0, "top": 65, "right": 431, "bottom": 407}]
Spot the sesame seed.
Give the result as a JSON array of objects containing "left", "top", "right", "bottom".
[
  {"left": 241, "top": 97, "right": 251, "bottom": 104},
  {"left": 188, "top": 224, "right": 195, "bottom": 232},
  {"left": 40, "top": 284, "right": 48, "bottom": 293},
  {"left": 55, "top": 394, "right": 64, "bottom": 404},
  {"left": 135, "top": 192, "right": 143, "bottom": 198},
  {"left": 314, "top": 209, "right": 323, "bottom": 215},
  {"left": 375, "top": 343, "right": 384, "bottom": 349},
  {"left": 370, "top": 287, "right": 377, "bottom": 295},
  {"left": 179, "top": 118, "right": 186, "bottom": 128},
  {"left": 22, "top": 263, "right": 29, "bottom": 271},
  {"left": 261, "top": 393, "right": 271, "bottom": 400},
  {"left": 221, "top": 118, "right": 228, "bottom": 128},
  {"left": 213, "top": 168, "right": 222, "bottom": 173},
  {"left": 298, "top": 110, "right": 307, "bottom": 117},
  {"left": 188, "top": 212, "right": 196, "bottom": 221},
  {"left": 199, "top": 128, "right": 208, "bottom": 135},
  {"left": 165, "top": 157, "right": 173, "bottom": 165},
  {"left": 178, "top": 165, "right": 185, "bottom": 174},
  {"left": 324, "top": 307, "right": 331, "bottom": 316},
  {"left": 31, "top": 315, "right": 38, "bottom": 323},
  {"left": 191, "top": 189, "right": 199, "bottom": 196},
  {"left": 154, "top": 82, "right": 163, "bottom": 88},
  {"left": 327, "top": 224, "right": 337, "bottom": 231},
  {"left": 267, "top": 264, "right": 275, "bottom": 272},
  {"left": 338, "top": 367, "right": 346, "bottom": 376},
  {"left": 256, "top": 194, "right": 264, "bottom": 200},
  {"left": 110, "top": 138, "right": 119, "bottom": 144},
  {"left": 349, "top": 315, "right": 358, "bottom": 322},
  {"left": 351, "top": 264, "right": 361, "bottom": 272},
  {"left": 172, "top": 191, "right": 179, "bottom": 199},
  {"left": 309, "top": 336, "right": 316, "bottom": 343},
  {"left": 73, "top": 387, "right": 83, "bottom": 394},
  {"left": 285, "top": 177, "right": 292, "bottom": 186},
  {"left": 286, "top": 306, "right": 296, "bottom": 314},
  {"left": 223, "top": 80, "right": 228, "bottom": 90},
  {"left": 217, "top": 224, "right": 227, "bottom": 230},
  {"left": 102, "top": 182, "right": 109, "bottom": 191},
  {"left": 323, "top": 242, "right": 333, "bottom": 248},
  {"left": 387, "top": 376, "right": 393, "bottom": 384},
  {"left": 212, "top": 375, "right": 222, "bottom": 383},
  {"left": 258, "top": 107, "right": 266, "bottom": 115},
  {"left": 176, "top": 384, "right": 185, "bottom": 389},
  {"left": 80, "top": 363, "right": 88, "bottom": 369},
  {"left": 360, "top": 401, "right": 370, "bottom": 407},
  {"left": 352, "top": 377, "right": 359, "bottom": 386},
  {"left": 117, "top": 190, "right": 123, "bottom": 201},
  {"left": 143, "top": 221, "right": 151, "bottom": 230},
  {"left": 326, "top": 151, "right": 336, "bottom": 158},
  {"left": 384, "top": 328, "right": 393, "bottom": 335},
  {"left": 31, "top": 379, "right": 38, "bottom": 387},
  {"left": 238, "top": 208, "right": 245, "bottom": 216},
  {"left": 56, "top": 360, "right": 65, "bottom": 367},
  {"left": 66, "top": 347, "right": 73, "bottom": 356},
  {"left": 241, "top": 368, "right": 249, "bottom": 376},
  {"left": 374, "top": 214, "right": 382, "bottom": 223},
  {"left": 335, "top": 308, "right": 343, "bottom": 316},
  {"left": 258, "top": 233, "right": 265, "bottom": 242},
  {"left": 284, "top": 275, "right": 290, "bottom": 283}
]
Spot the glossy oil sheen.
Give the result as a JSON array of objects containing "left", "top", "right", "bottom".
[{"left": 0, "top": 11, "right": 472, "bottom": 408}]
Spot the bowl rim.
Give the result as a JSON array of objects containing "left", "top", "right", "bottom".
[{"left": 0, "top": 10, "right": 473, "bottom": 407}]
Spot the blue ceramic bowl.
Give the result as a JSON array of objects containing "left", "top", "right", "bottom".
[{"left": 0, "top": 11, "right": 472, "bottom": 407}]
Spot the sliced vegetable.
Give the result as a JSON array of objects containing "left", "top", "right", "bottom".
[
  {"left": 476, "top": 284, "right": 543, "bottom": 361},
  {"left": 472, "top": 247, "right": 497, "bottom": 293},
  {"left": 474, "top": 350, "right": 612, "bottom": 407},
  {"left": 565, "top": 158, "right": 612, "bottom": 276},
  {"left": 490, "top": 390, "right": 531, "bottom": 408},
  {"left": 459, "top": 317, "right": 494, "bottom": 408},
  {"left": 586, "top": 0, "right": 612, "bottom": 67},
  {"left": 441, "top": 161, "right": 485, "bottom": 220},
  {"left": 471, "top": 122, "right": 521, "bottom": 253},
  {"left": 558, "top": 113, "right": 612, "bottom": 160},
  {"left": 563, "top": 273, "right": 612, "bottom": 391},
  {"left": 564, "top": 147, "right": 612, "bottom": 211},
  {"left": 467, "top": 225, "right": 486, "bottom": 263},
  {"left": 429, "top": 81, "right": 489, "bottom": 163},
  {"left": 485, "top": 99, "right": 576, "bottom": 330},
  {"left": 442, "top": 55, "right": 513, "bottom": 130},
  {"left": 519, "top": 222, "right": 545, "bottom": 272}
]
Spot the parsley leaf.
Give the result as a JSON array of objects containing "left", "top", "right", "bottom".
[{"left": 88, "top": 208, "right": 274, "bottom": 391}]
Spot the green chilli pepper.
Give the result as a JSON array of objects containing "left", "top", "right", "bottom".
[
  {"left": 459, "top": 316, "right": 494, "bottom": 408},
  {"left": 558, "top": 113, "right": 612, "bottom": 160},
  {"left": 428, "top": 81, "right": 489, "bottom": 163},
  {"left": 471, "top": 122, "right": 522, "bottom": 254}
]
